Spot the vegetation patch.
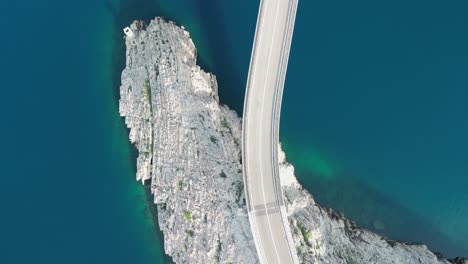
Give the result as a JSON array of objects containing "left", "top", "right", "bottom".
[
  {"left": 221, "top": 117, "right": 232, "bottom": 134},
  {"left": 235, "top": 184, "right": 244, "bottom": 204},
  {"left": 214, "top": 239, "right": 222, "bottom": 262},
  {"left": 299, "top": 225, "right": 312, "bottom": 243},
  {"left": 149, "top": 137, "right": 154, "bottom": 155},
  {"left": 221, "top": 118, "right": 229, "bottom": 128},
  {"left": 219, "top": 170, "right": 227, "bottom": 178},
  {"left": 198, "top": 113, "right": 205, "bottom": 122},
  {"left": 143, "top": 78, "right": 151, "bottom": 101},
  {"left": 185, "top": 211, "right": 192, "bottom": 221},
  {"left": 176, "top": 180, "right": 183, "bottom": 190},
  {"left": 210, "top": 135, "right": 218, "bottom": 144}
]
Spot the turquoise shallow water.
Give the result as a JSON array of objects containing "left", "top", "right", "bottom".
[
  {"left": 0, "top": 0, "right": 255, "bottom": 263},
  {"left": 1, "top": 0, "right": 466, "bottom": 262},
  {"left": 0, "top": 0, "right": 170, "bottom": 263},
  {"left": 281, "top": 0, "right": 468, "bottom": 257}
]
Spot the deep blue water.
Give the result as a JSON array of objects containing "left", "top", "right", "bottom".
[
  {"left": 0, "top": 0, "right": 170, "bottom": 263},
  {"left": 0, "top": 0, "right": 466, "bottom": 263},
  {"left": 281, "top": 0, "right": 468, "bottom": 257}
]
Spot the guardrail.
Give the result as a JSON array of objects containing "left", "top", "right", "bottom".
[
  {"left": 270, "top": 1, "right": 299, "bottom": 262},
  {"left": 242, "top": 0, "right": 299, "bottom": 263}
]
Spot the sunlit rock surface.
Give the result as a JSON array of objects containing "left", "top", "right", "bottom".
[{"left": 119, "top": 18, "right": 466, "bottom": 264}]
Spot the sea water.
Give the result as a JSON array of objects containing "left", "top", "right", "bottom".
[{"left": 1, "top": 1, "right": 466, "bottom": 263}]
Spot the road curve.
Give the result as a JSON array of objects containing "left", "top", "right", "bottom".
[{"left": 242, "top": 0, "right": 299, "bottom": 263}]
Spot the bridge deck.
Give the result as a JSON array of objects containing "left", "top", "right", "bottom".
[{"left": 242, "top": 0, "right": 299, "bottom": 263}]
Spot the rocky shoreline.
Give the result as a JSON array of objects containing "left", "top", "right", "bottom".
[{"left": 119, "top": 18, "right": 467, "bottom": 264}]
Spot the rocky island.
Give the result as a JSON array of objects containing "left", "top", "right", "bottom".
[{"left": 119, "top": 18, "right": 467, "bottom": 264}]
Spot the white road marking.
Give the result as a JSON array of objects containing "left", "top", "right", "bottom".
[
  {"left": 243, "top": 0, "right": 299, "bottom": 263},
  {"left": 258, "top": 0, "right": 282, "bottom": 262},
  {"left": 246, "top": 0, "right": 276, "bottom": 261}
]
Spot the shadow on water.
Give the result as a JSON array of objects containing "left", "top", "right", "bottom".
[
  {"left": 107, "top": 0, "right": 248, "bottom": 115},
  {"left": 297, "top": 167, "right": 468, "bottom": 258},
  {"left": 105, "top": 0, "right": 173, "bottom": 262},
  {"left": 104, "top": 0, "right": 468, "bottom": 260},
  {"left": 104, "top": 0, "right": 249, "bottom": 262},
  {"left": 192, "top": 0, "right": 246, "bottom": 113}
]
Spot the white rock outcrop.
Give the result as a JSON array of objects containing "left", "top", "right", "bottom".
[{"left": 119, "top": 18, "right": 466, "bottom": 264}]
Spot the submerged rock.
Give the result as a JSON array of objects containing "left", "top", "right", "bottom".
[
  {"left": 119, "top": 18, "right": 467, "bottom": 264},
  {"left": 373, "top": 219, "right": 385, "bottom": 230}
]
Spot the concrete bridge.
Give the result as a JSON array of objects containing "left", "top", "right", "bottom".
[{"left": 242, "top": 0, "right": 299, "bottom": 263}]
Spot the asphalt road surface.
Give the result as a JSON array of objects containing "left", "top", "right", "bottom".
[{"left": 242, "top": 0, "right": 299, "bottom": 263}]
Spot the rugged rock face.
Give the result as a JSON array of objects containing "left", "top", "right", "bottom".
[
  {"left": 120, "top": 18, "right": 257, "bottom": 264},
  {"left": 119, "top": 18, "right": 467, "bottom": 264},
  {"left": 279, "top": 153, "right": 463, "bottom": 264}
]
